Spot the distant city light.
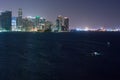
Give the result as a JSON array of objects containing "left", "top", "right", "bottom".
[
  {"left": 40, "top": 17, "right": 44, "bottom": 19},
  {"left": 0, "top": 8, "right": 120, "bottom": 32},
  {"left": 26, "top": 16, "right": 35, "bottom": 19},
  {"left": 36, "top": 16, "right": 40, "bottom": 19},
  {"left": 76, "top": 28, "right": 81, "bottom": 31},
  {"left": 85, "top": 27, "right": 89, "bottom": 31}
]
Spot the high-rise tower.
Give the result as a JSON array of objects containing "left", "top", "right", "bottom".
[
  {"left": 0, "top": 11, "right": 12, "bottom": 31},
  {"left": 56, "top": 15, "right": 69, "bottom": 32},
  {"left": 56, "top": 15, "right": 63, "bottom": 32},
  {"left": 64, "top": 17, "right": 69, "bottom": 31},
  {"left": 17, "top": 8, "right": 23, "bottom": 30}
]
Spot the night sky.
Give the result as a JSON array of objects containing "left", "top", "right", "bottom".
[{"left": 0, "top": 0, "right": 120, "bottom": 28}]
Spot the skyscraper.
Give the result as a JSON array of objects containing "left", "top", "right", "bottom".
[
  {"left": 56, "top": 15, "right": 63, "bottom": 32},
  {"left": 12, "top": 17, "right": 17, "bottom": 31},
  {"left": 56, "top": 15, "right": 69, "bottom": 32},
  {"left": 35, "top": 16, "right": 40, "bottom": 28},
  {"left": 35, "top": 16, "right": 46, "bottom": 31},
  {"left": 64, "top": 17, "right": 69, "bottom": 31},
  {"left": 0, "top": 11, "right": 12, "bottom": 31},
  {"left": 17, "top": 8, "right": 23, "bottom": 30}
]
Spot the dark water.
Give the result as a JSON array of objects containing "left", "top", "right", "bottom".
[{"left": 0, "top": 32, "right": 120, "bottom": 80}]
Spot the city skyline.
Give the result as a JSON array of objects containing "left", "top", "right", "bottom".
[{"left": 0, "top": 0, "right": 120, "bottom": 28}]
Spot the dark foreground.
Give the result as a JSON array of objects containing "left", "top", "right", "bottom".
[{"left": 0, "top": 32, "right": 120, "bottom": 80}]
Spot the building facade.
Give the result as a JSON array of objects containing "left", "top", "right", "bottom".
[
  {"left": 56, "top": 15, "right": 63, "bottom": 32},
  {"left": 17, "top": 8, "right": 23, "bottom": 30},
  {"left": 56, "top": 15, "right": 69, "bottom": 32},
  {"left": 63, "top": 17, "right": 69, "bottom": 31},
  {"left": 0, "top": 11, "right": 12, "bottom": 31},
  {"left": 12, "top": 17, "right": 17, "bottom": 31}
]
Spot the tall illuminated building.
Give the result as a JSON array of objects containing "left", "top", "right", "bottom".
[
  {"left": 40, "top": 17, "right": 46, "bottom": 31},
  {"left": 0, "top": 11, "right": 12, "bottom": 31},
  {"left": 56, "top": 15, "right": 69, "bottom": 32},
  {"left": 56, "top": 15, "right": 63, "bottom": 32},
  {"left": 17, "top": 8, "right": 23, "bottom": 30},
  {"left": 64, "top": 17, "right": 69, "bottom": 31},
  {"left": 35, "top": 16, "right": 46, "bottom": 31},
  {"left": 35, "top": 16, "right": 40, "bottom": 28},
  {"left": 12, "top": 17, "right": 17, "bottom": 31}
]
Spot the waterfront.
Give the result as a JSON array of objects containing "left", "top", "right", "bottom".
[{"left": 0, "top": 32, "right": 120, "bottom": 80}]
